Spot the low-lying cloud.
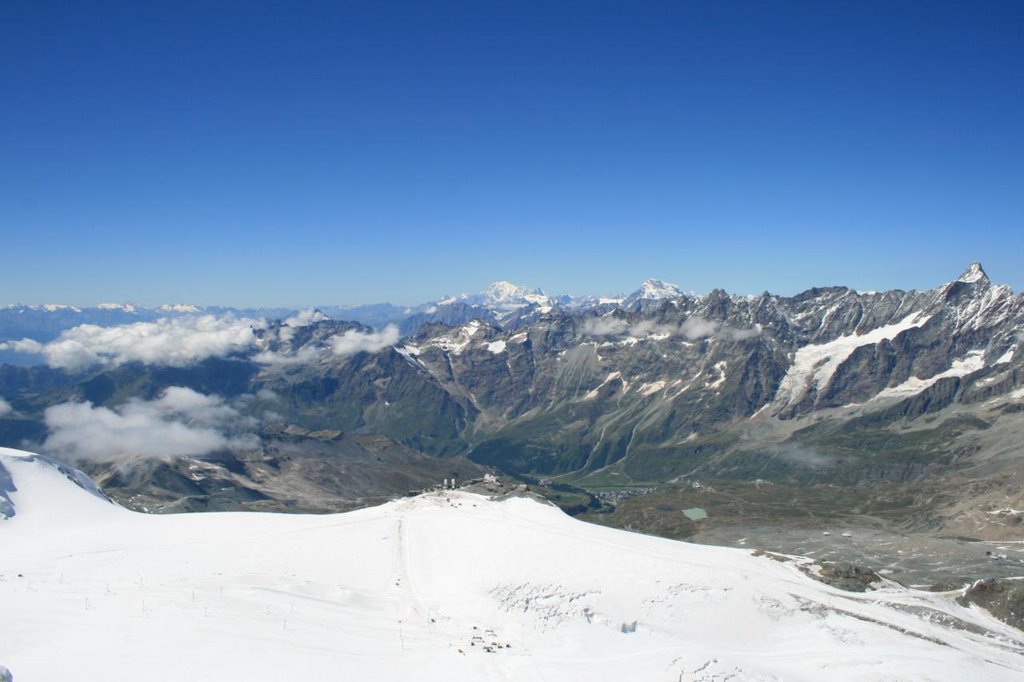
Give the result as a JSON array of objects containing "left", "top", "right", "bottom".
[
  {"left": 253, "top": 345, "right": 323, "bottom": 365},
  {"left": 678, "top": 317, "right": 719, "bottom": 339},
  {"left": 581, "top": 317, "right": 631, "bottom": 337},
  {"left": 2, "top": 315, "right": 264, "bottom": 370},
  {"left": 278, "top": 309, "right": 329, "bottom": 344},
  {"left": 254, "top": 323, "right": 400, "bottom": 364},
  {"left": 0, "top": 338, "right": 45, "bottom": 354},
  {"left": 329, "top": 325, "right": 400, "bottom": 358},
  {"left": 581, "top": 315, "right": 760, "bottom": 342},
  {"left": 764, "top": 442, "right": 839, "bottom": 470},
  {"left": 43, "top": 387, "right": 259, "bottom": 463},
  {"left": 0, "top": 397, "right": 11, "bottom": 416}
]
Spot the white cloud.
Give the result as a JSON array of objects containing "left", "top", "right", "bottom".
[
  {"left": 253, "top": 345, "right": 323, "bottom": 365},
  {"left": 0, "top": 397, "right": 11, "bottom": 416},
  {"left": 581, "top": 317, "right": 631, "bottom": 336},
  {"left": 42, "top": 387, "right": 259, "bottom": 463},
  {"left": 233, "top": 389, "right": 281, "bottom": 409},
  {"left": 726, "top": 324, "right": 762, "bottom": 341},
  {"left": 679, "top": 316, "right": 720, "bottom": 340},
  {"left": 0, "top": 338, "right": 44, "bottom": 354},
  {"left": 283, "top": 309, "right": 329, "bottom": 328},
  {"left": 627, "top": 320, "right": 662, "bottom": 337},
  {"left": 257, "top": 312, "right": 400, "bottom": 365},
  {"left": 580, "top": 315, "right": 758, "bottom": 342},
  {"left": 7, "top": 315, "right": 264, "bottom": 370},
  {"left": 329, "top": 325, "right": 400, "bottom": 358},
  {"left": 279, "top": 309, "right": 329, "bottom": 344}
]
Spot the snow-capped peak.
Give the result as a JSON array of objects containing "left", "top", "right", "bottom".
[
  {"left": 96, "top": 302, "right": 138, "bottom": 313},
  {"left": 956, "top": 261, "right": 989, "bottom": 284},
  {"left": 637, "top": 278, "right": 683, "bottom": 298},
  {"left": 438, "top": 281, "right": 552, "bottom": 310},
  {"left": 624, "top": 278, "right": 683, "bottom": 305},
  {"left": 481, "top": 281, "right": 549, "bottom": 306},
  {"left": 158, "top": 303, "right": 203, "bottom": 314}
]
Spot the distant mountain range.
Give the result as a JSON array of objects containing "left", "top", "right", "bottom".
[
  {"left": 1, "top": 263, "right": 1022, "bottom": 553},
  {"left": 0, "top": 278, "right": 688, "bottom": 358}
]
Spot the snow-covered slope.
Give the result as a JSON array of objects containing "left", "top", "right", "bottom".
[
  {"left": 2, "top": 448, "right": 1023, "bottom": 681},
  {"left": 0, "top": 449, "right": 116, "bottom": 523}
]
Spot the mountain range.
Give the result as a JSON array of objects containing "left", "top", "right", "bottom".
[
  {"left": 1, "top": 263, "right": 1022, "bottom": 585},
  {"left": 0, "top": 278, "right": 687, "bottom": 359}
]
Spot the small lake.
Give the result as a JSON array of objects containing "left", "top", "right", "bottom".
[{"left": 682, "top": 507, "right": 708, "bottom": 521}]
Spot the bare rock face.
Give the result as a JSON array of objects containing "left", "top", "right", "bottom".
[
  {"left": 957, "top": 578, "right": 1024, "bottom": 631},
  {"left": 807, "top": 562, "right": 885, "bottom": 593}
]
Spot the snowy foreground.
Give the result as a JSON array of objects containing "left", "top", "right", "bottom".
[{"left": 2, "top": 448, "right": 1023, "bottom": 681}]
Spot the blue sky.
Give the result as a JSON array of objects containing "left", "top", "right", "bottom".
[{"left": 2, "top": 1, "right": 1021, "bottom": 306}]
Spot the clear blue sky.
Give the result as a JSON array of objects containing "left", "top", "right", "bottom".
[{"left": 2, "top": 0, "right": 1021, "bottom": 306}]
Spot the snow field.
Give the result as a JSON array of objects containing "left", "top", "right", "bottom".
[{"left": 2, "top": 448, "right": 1024, "bottom": 681}]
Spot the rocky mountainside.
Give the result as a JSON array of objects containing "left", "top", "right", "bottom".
[{"left": 393, "top": 263, "right": 1021, "bottom": 480}]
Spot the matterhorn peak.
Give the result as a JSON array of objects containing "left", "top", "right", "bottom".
[{"left": 956, "top": 261, "right": 989, "bottom": 285}]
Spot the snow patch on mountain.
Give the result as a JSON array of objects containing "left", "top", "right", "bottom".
[
  {"left": 582, "top": 372, "right": 627, "bottom": 400},
  {"left": 774, "top": 312, "right": 933, "bottom": 410},
  {"left": 638, "top": 380, "right": 666, "bottom": 396},
  {"left": 422, "top": 320, "right": 486, "bottom": 354},
  {"left": 706, "top": 361, "right": 729, "bottom": 390},
  {"left": 995, "top": 344, "right": 1018, "bottom": 365},
  {"left": 875, "top": 351, "right": 986, "bottom": 400}
]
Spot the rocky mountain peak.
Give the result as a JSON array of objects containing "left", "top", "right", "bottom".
[{"left": 957, "top": 261, "right": 989, "bottom": 285}]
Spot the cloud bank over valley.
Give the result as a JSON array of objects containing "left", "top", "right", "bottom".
[{"left": 42, "top": 387, "right": 261, "bottom": 464}]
